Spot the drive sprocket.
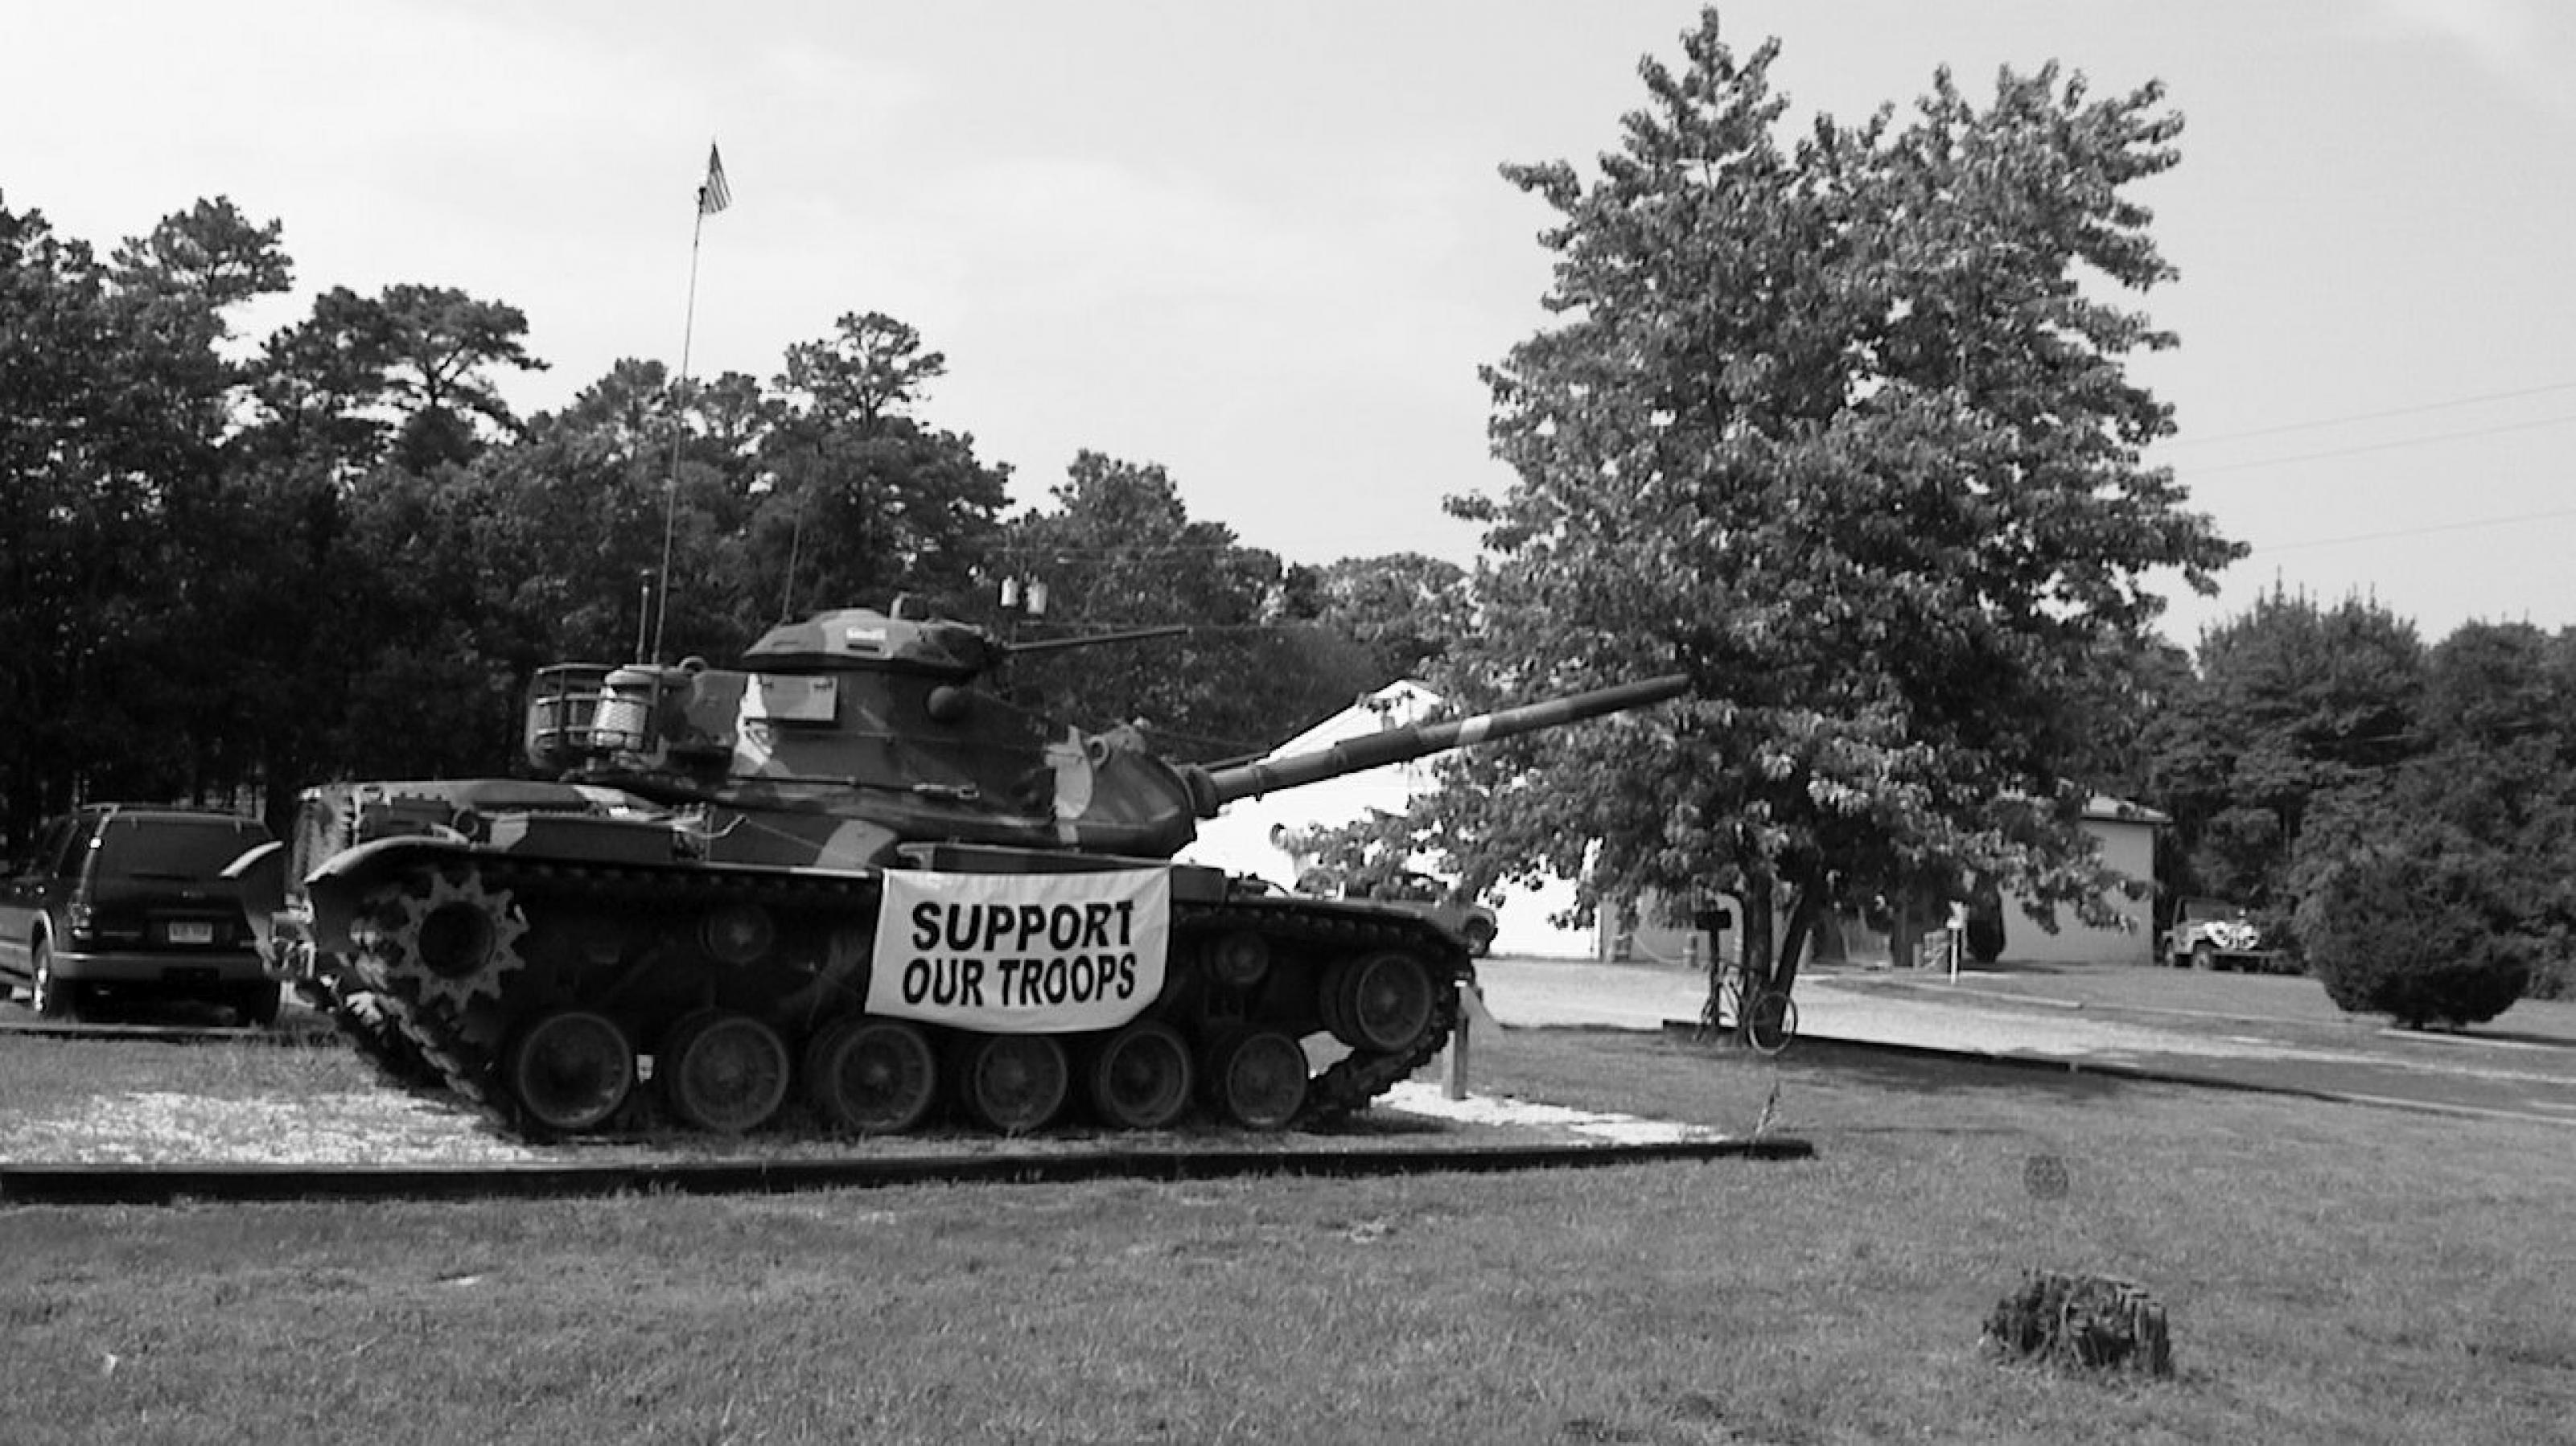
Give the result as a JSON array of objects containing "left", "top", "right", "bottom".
[{"left": 356, "top": 866, "right": 532, "bottom": 1013}]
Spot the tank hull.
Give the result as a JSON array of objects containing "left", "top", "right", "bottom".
[{"left": 247, "top": 785, "right": 1467, "bottom": 1139}]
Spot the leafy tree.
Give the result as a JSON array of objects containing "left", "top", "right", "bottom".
[
  {"left": 243, "top": 286, "right": 403, "bottom": 476},
  {"left": 2286, "top": 619, "right": 2576, "bottom": 998},
  {"left": 735, "top": 314, "right": 1007, "bottom": 637},
  {"left": 999, "top": 452, "right": 1375, "bottom": 762},
  {"left": 517, "top": 362, "right": 780, "bottom": 664},
  {"left": 374, "top": 283, "right": 547, "bottom": 470},
  {"left": 776, "top": 311, "right": 946, "bottom": 429},
  {"left": 1426, "top": 12, "right": 2236, "bottom": 1021},
  {"left": 101, "top": 201, "right": 304, "bottom": 806},
  {"left": 238, "top": 281, "right": 547, "bottom": 476},
  {"left": 2146, "top": 588, "right": 2426, "bottom": 926},
  {"left": 1302, "top": 553, "right": 1468, "bottom": 684},
  {"left": 0, "top": 198, "right": 290, "bottom": 844},
  {"left": 109, "top": 196, "right": 292, "bottom": 314}
]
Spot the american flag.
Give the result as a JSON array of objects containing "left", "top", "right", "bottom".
[{"left": 698, "top": 143, "right": 731, "bottom": 216}]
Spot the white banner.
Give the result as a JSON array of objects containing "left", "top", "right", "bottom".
[{"left": 867, "top": 867, "right": 1171, "bottom": 1033}]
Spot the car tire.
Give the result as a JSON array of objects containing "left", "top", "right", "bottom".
[
  {"left": 31, "top": 939, "right": 79, "bottom": 1020},
  {"left": 2190, "top": 941, "right": 2215, "bottom": 972}
]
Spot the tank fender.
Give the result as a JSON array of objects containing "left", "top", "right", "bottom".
[
  {"left": 302, "top": 835, "right": 481, "bottom": 954},
  {"left": 222, "top": 841, "right": 290, "bottom": 952}
]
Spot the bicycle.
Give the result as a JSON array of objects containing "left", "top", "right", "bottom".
[{"left": 1713, "top": 957, "right": 1798, "bottom": 1056}]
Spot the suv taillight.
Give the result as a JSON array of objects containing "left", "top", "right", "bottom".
[{"left": 71, "top": 900, "right": 146, "bottom": 945}]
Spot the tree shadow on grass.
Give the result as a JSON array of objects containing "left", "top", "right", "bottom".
[
  {"left": 1667, "top": 1033, "right": 2142, "bottom": 1107},
  {"left": 2375, "top": 1021, "right": 2576, "bottom": 1051}
]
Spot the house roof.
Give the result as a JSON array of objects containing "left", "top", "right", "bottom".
[{"left": 2084, "top": 793, "right": 2170, "bottom": 826}]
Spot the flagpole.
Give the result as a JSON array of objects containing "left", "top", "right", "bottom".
[
  {"left": 653, "top": 142, "right": 726, "bottom": 663},
  {"left": 652, "top": 215, "right": 708, "bottom": 663}
]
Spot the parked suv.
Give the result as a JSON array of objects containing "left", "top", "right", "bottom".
[{"left": 0, "top": 804, "right": 278, "bottom": 1024}]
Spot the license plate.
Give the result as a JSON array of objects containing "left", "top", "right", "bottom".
[{"left": 167, "top": 920, "right": 216, "bottom": 945}]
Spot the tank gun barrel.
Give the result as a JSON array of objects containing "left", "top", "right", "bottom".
[
  {"left": 1188, "top": 673, "right": 1690, "bottom": 815},
  {"left": 1006, "top": 624, "right": 1189, "bottom": 658}
]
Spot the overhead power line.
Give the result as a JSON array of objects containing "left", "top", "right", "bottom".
[
  {"left": 2252, "top": 503, "right": 2576, "bottom": 556},
  {"left": 2179, "top": 412, "right": 2576, "bottom": 477},
  {"left": 2164, "top": 379, "right": 2576, "bottom": 450}
]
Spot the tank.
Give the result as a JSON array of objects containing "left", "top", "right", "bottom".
[{"left": 232, "top": 600, "right": 1689, "bottom": 1140}]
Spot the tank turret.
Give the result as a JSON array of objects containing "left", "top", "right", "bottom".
[
  {"left": 243, "top": 601, "right": 1690, "bottom": 1142},
  {"left": 521, "top": 605, "right": 1685, "bottom": 869}
]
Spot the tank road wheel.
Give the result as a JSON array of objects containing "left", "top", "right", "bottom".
[
  {"left": 1084, "top": 1021, "right": 1194, "bottom": 1131},
  {"left": 1323, "top": 951, "right": 1438, "bottom": 1054},
  {"left": 660, "top": 1011, "right": 792, "bottom": 1134},
  {"left": 804, "top": 1016, "right": 940, "bottom": 1135},
  {"left": 504, "top": 1010, "right": 635, "bottom": 1134},
  {"left": 368, "top": 868, "right": 529, "bottom": 1012},
  {"left": 951, "top": 1033, "right": 1070, "bottom": 1135},
  {"left": 1202, "top": 1028, "right": 1309, "bottom": 1131},
  {"left": 698, "top": 904, "right": 778, "bottom": 968}
]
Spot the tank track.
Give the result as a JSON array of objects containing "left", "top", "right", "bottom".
[
  {"left": 349, "top": 853, "right": 879, "bottom": 1141},
  {"left": 1176, "top": 896, "right": 1468, "bottom": 1128},
  {"left": 344, "top": 855, "right": 1468, "bottom": 1140},
  {"left": 317, "top": 980, "right": 442, "bottom": 1090}
]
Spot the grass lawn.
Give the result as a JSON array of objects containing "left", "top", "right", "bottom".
[{"left": 2, "top": 1016, "right": 2571, "bottom": 1444}]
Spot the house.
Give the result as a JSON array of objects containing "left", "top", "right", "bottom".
[
  {"left": 1607, "top": 794, "right": 2166, "bottom": 969},
  {"left": 1179, "top": 682, "right": 1597, "bottom": 958},
  {"left": 1998, "top": 795, "right": 2164, "bottom": 967}
]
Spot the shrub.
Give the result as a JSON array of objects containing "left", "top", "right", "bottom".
[
  {"left": 1965, "top": 899, "right": 2006, "bottom": 964},
  {"left": 2296, "top": 839, "right": 2532, "bottom": 1029}
]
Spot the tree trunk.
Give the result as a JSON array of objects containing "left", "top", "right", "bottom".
[
  {"left": 1772, "top": 865, "right": 1823, "bottom": 1002},
  {"left": 1890, "top": 889, "right": 1926, "bottom": 973},
  {"left": 1710, "top": 874, "right": 1778, "bottom": 1031}
]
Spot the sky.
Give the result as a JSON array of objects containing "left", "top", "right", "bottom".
[{"left": 9, "top": 0, "right": 2575, "bottom": 651}]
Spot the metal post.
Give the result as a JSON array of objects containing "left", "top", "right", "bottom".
[{"left": 1444, "top": 984, "right": 1475, "bottom": 1100}]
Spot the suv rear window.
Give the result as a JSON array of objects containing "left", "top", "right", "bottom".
[{"left": 93, "top": 816, "right": 271, "bottom": 881}]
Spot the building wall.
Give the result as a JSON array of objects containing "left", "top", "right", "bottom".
[{"left": 1996, "top": 814, "right": 2157, "bottom": 966}]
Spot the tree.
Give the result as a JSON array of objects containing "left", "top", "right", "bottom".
[
  {"left": 1000, "top": 452, "right": 1376, "bottom": 762},
  {"left": 2286, "top": 619, "right": 2576, "bottom": 1000},
  {"left": 1302, "top": 553, "right": 1469, "bottom": 684},
  {"left": 0, "top": 198, "right": 291, "bottom": 844},
  {"left": 1429, "top": 12, "right": 2237, "bottom": 1024},
  {"left": 2296, "top": 828, "right": 2532, "bottom": 1029},
  {"left": 730, "top": 314, "right": 1007, "bottom": 637},
  {"left": 516, "top": 362, "right": 780, "bottom": 663},
  {"left": 243, "top": 286, "right": 403, "bottom": 476},
  {"left": 776, "top": 311, "right": 947, "bottom": 430},
  {"left": 374, "top": 283, "right": 547, "bottom": 470},
  {"left": 2146, "top": 588, "right": 2425, "bottom": 926},
  {"left": 102, "top": 200, "right": 305, "bottom": 807}
]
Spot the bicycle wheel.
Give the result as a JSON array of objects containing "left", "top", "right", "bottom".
[{"left": 1744, "top": 988, "right": 1797, "bottom": 1055}]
